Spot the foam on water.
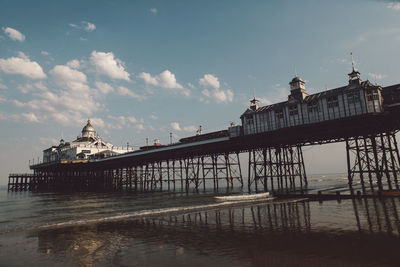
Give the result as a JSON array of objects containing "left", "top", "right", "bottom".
[{"left": 37, "top": 197, "right": 302, "bottom": 230}]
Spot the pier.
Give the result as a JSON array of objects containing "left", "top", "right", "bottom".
[
  {"left": 8, "top": 173, "right": 41, "bottom": 191},
  {"left": 11, "top": 106, "right": 400, "bottom": 195},
  {"left": 8, "top": 72, "right": 400, "bottom": 197}
]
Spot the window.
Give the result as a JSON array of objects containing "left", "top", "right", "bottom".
[
  {"left": 347, "top": 92, "right": 360, "bottom": 104},
  {"left": 367, "top": 90, "right": 379, "bottom": 101},
  {"left": 246, "top": 116, "right": 254, "bottom": 125},
  {"left": 275, "top": 110, "right": 283, "bottom": 119},
  {"left": 327, "top": 96, "right": 339, "bottom": 108},
  {"left": 289, "top": 105, "right": 298, "bottom": 116},
  {"left": 307, "top": 102, "right": 318, "bottom": 113}
]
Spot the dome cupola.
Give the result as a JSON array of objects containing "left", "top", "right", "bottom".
[
  {"left": 82, "top": 119, "right": 95, "bottom": 138},
  {"left": 289, "top": 76, "right": 306, "bottom": 91},
  {"left": 289, "top": 75, "right": 308, "bottom": 101},
  {"left": 348, "top": 52, "right": 362, "bottom": 85},
  {"left": 249, "top": 97, "right": 259, "bottom": 111}
]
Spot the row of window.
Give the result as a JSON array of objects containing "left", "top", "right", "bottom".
[{"left": 245, "top": 90, "right": 380, "bottom": 125}]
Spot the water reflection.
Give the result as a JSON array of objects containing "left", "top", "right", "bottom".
[
  {"left": 34, "top": 199, "right": 400, "bottom": 266},
  {"left": 353, "top": 198, "right": 400, "bottom": 235}
]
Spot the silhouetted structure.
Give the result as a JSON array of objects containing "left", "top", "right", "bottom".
[{"left": 9, "top": 67, "right": 400, "bottom": 194}]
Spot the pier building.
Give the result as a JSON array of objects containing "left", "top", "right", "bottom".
[
  {"left": 42, "top": 120, "right": 133, "bottom": 163},
  {"left": 240, "top": 68, "right": 382, "bottom": 135}
]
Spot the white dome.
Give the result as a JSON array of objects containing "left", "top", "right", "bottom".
[{"left": 82, "top": 120, "right": 95, "bottom": 138}]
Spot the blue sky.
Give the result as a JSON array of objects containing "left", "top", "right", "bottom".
[{"left": 1, "top": 0, "right": 400, "bottom": 184}]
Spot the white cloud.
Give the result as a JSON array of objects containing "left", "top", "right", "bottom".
[
  {"left": 12, "top": 99, "right": 25, "bottom": 107},
  {"left": 0, "top": 53, "right": 46, "bottom": 79},
  {"left": 139, "top": 70, "right": 183, "bottom": 89},
  {"left": 17, "top": 51, "right": 29, "bottom": 60},
  {"left": 135, "top": 124, "right": 144, "bottom": 130},
  {"left": 69, "top": 21, "right": 96, "bottom": 32},
  {"left": 170, "top": 122, "right": 181, "bottom": 131},
  {"left": 67, "top": 59, "right": 80, "bottom": 69},
  {"left": 213, "top": 89, "right": 233, "bottom": 103},
  {"left": 21, "top": 112, "right": 39, "bottom": 123},
  {"left": 106, "top": 115, "right": 125, "bottom": 129},
  {"left": 127, "top": 116, "right": 137, "bottom": 123},
  {"left": 118, "top": 86, "right": 145, "bottom": 100},
  {"left": 388, "top": 2, "right": 400, "bottom": 10},
  {"left": 80, "top": 37, "right": 87, "bottom": 41},
  {"left": 202, "top": 88, "right": 234, "bottom": 103},
  {"left": 199, "top": 97, "right": 210, "bottom": 104},
  {"left": 17, "top": 83, "right": 35, "bottom": 94},
  {"left": 3, "top": 27, "right": 25, "bottom": 42},
  {"left": 199, "top": 74, "right": 220, "bottom": 89},
  {"left": 95, "top": 81, "right": 114, "bottom": 94},
  {"left": 48, "top": 64, "right": 99, "bottom": 116},
  {"left": 201, "top": 89, "right": 210, "bottom": 97},
  {"left": 199, "top": 74, "right": 232, "bottom": 103},
  {"left": 41, "top": 51, "right": 50, "bottom": 56},
  {"left": 50, "top": 112, "right": 87, "bottom": 126},
  {"left": 149, "top": 114, "right": 158, "bottom": 120},
  {"left": 34, "top": 81, "right": 48, "bottom": 91},
  {"left": 83, "top": 22, "right": 96, "bottom": 32},
  {"left": 139, "top": 72, "right": 158, "bottom": 86},
  {"left": 11, "top": 92, "right": 95, "bottom": 127},
  {"left": 90, "top": 51, "right": 130, "bottom": 81},
  {"left": 50, "top": 65, "right": 87, "bottom": 84},
  {"left": 150, "top": 8, "right": 158, "bottom": 14},
  {"left": 106, "top": 115, "right": 141, "bottom": 131},
  {"left": 170, "top": 123, "right": 197, "bottom": 132},
  {"left": 139, "top": 70, "right": 189, "bottom": 96}
]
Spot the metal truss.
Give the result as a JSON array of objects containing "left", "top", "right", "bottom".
[
  {"left": 248, "top": 145, "right": 307, "bottom": 193},
  {"left": 346, "top": 131, "right": 400, "bottom": 193}
]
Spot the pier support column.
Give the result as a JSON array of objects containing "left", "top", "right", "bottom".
[
  {"left": 248, "top": 145, "right": 307, "bottom": 193},
  {"left": 196, "top": 153, "right": 242, "bottom": 192},
  {"left": 346, "top": 131, "right": 400, "bottom": 194}
]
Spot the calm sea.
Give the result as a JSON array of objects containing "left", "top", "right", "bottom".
[{"left": 1, "top": 173, "right": 400, "bottom": 266}]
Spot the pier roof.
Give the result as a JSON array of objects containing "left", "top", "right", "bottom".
[{"left": 241, "top": 80, "right": 379, "bottom": 117}]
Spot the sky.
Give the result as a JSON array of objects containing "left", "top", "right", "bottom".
[{"left": 0, "top": 0, "right": 400, "bottom": 185}]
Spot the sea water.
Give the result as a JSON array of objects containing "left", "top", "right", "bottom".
[{"left": 1, "top": 173, "right": 399, "bottom": 266}]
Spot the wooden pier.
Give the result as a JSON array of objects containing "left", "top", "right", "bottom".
[{"left": 8, "top": 173, "right": 41, "bottom": 191}]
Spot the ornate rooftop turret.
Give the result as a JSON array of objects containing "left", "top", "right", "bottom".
[
  {"left": 249, "top": 97, "right": 259, "bottom": 111},
  {"left": 289, "top": 76, "right": 308, "bottom": 101},
  {"left": 82, "top": 119, "right": 95, "bottom": 138}
]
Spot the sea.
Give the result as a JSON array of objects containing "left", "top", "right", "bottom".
[{"left": 1, "top": 173, "right": 400, "bottom": 267}]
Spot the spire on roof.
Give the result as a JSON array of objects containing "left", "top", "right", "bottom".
[{"left": 348, "top": 52, "right": 361, "bottom": 83}]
